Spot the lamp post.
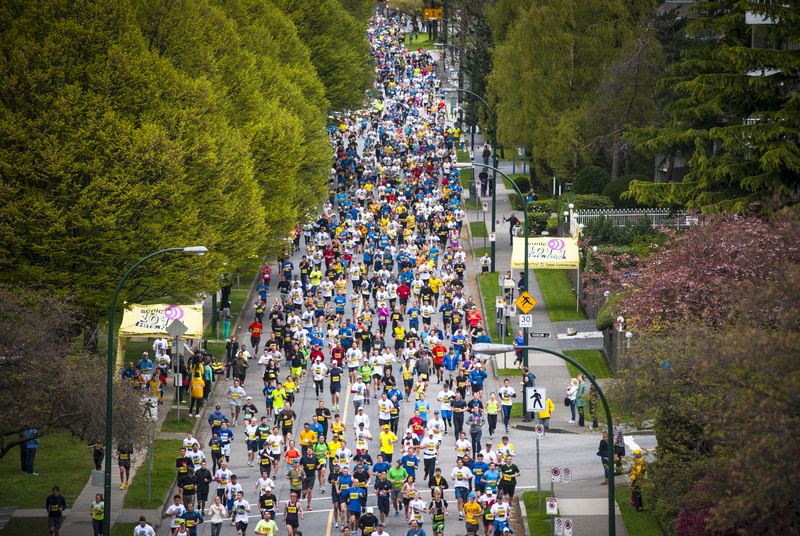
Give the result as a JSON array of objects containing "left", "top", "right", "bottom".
[
  {"left": 472, "top": 343, "right": 617, "bottom": 536},
  {"left": 460, "top": 162, "right": 529, "bottom": 364},
  {"left": 444, "top": 87, "right": 498, "bottom": 272},
  {"left": 104, "top": 246, "right": 208, "bottom": 536}
]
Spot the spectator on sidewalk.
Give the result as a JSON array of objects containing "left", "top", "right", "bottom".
[{"left": 537, "top": 398, "right": 555, "bottom": 429}]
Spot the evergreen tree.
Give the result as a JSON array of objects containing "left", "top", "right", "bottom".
[{"left": 628, "top": 0, "right": 800, "bottom": 209}]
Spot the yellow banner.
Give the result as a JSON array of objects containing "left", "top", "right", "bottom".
[
  {"left": 510, "top": 237, "right": 580, "bottom": 269},
  {"left": 118, "top": 303, "right": 204, "bottom": 339}
]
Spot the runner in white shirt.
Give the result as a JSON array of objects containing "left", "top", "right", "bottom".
[
  {"left": 258, "top": 351, "right": 272, "bottom": 374},
  {"left": 451, "top": 460, "right": 474, "bottom": 520},
  {"left": 133, "top": 519, "right": 157, "bottom": 536},
  {"left": 334, "top": 443, "right": 353, "bottom": 469},
  {"left": 408, "top": 493, "right": 427, "bottom": 524},
  {"left": 346, "top": 346, "right": 363, "bottom": 382},
  {"left": 214, "top": 465, "right": 233, "bottom": 498},
  {"left": 183, "top": 432, "right": 200, "bottom": 450},
  {"left": 232, "top": 492, "right": 251, "bottom": 528},
  {"left": 455, "top": 431, "right": 472, "bottom": 460},
  {"left": 320, "top": 279, "right": 334, "bottom": 300},
  {"left": 478, "top": 444, "right": 498, "bottom": 465},
  {"left": 428, "top": 412, "right": 446, "bottom": 442},
  {"left": 165, "top": 497, "right": 186, "bottom": 529},
  {"left": 254, "top": 472, "right": 276, "bottom": 497},
  {"left": 420, "top": 430, "right": 439, "bottom": 479},
  {"left": 353, "top": 407, "right": 371, "bottom": 430},
  {"left": 354, "top": 424, "right": 373, "bottom": 454},
  {"left": 351, "top": 379, "right": 367, "bottom": 410}
]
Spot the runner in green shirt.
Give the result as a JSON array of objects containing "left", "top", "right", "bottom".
[
  {"left": 359, "top": 364, "right": 375, "bottom": 399},
  {"left": 313, "top": 436, "right": 330, "bottom": 492},
  {"left": 388, "top": 462, "right": 409, "bottom": 516},
  {"left": 254, "top": 510, "right": 279, "bottom": 536}
]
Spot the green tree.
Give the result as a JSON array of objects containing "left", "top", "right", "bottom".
[
  {"left": 573, "top": 165, "right": 612, "bottom": 195},
  {"left": 487, "top": 0, "right": 649, "bottom": 178},
  {"left": 273, "top": 0, "right": 373, "bottom": 111},
  {"left": 628, "top": 0, "right": 800, "bottom": 209},
  {"left": 0, "top": 0, "right": 266, "bottom": 328}
]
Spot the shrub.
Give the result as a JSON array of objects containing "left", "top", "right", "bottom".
[
  {"left": 595, "top": 293, "right": 623, "bottom": 331},
  {"left": 573, "top": 194, "right": 615, "bottom": 210},
  {"left": 581, "top": 216, "right": 665, "bottom": 248},
  {"left": 512, "top": 175, "right": 531, "bottom": 194},
  {"left": 527, "top": 201, "right": 552, "bottom": 214},
  {"left": 573, "top": 166, "right": 611, "bottom": 195},
  {"left": 602, "top": 174, "right": 651, "bottom": 208},
  {"left": 527, "top": 213, "right": 550, "bottom": 235}
]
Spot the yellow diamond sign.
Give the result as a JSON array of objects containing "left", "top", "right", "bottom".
[{"left": 515, "top": 292, "right": 537, "bottom": 314}]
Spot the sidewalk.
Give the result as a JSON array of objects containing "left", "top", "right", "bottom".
[{"left": 454, "top": 140, "right": 634, "bottom": 535}]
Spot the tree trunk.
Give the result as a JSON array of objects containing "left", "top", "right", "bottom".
[{"left": 611, "top": 128, "right": 621, "bottom": 180}]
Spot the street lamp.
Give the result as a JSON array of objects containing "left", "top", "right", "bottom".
[
  {"left": 444, "top": 87, "right": 499, "bottom": 272},
  {"left": 104, "top": 246, "right": 208, "bottom": 536},
  {"left": 472, "top": 343, "right": 617, "bottom": 536},
  {"left": 457, "top": 161, "right": 530, "bottom": 364}
]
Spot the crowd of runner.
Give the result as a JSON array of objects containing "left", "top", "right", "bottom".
[{"left": 125, "top": 14, "right": 527, "bottom": 536}]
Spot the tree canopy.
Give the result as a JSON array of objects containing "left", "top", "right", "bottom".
[
  {"left": 627, "top": 0, "right": 800, "bottom": 209},
  {"left": 0, "top": 0, "right": 372, "bottom": 330}
]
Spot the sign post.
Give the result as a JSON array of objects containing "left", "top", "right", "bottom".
[{"left": 166, "top": 320, "right": 188, "bottom": 420}]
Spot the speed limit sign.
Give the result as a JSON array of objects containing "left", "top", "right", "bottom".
[{"left": 551, "top": 467, "right": 561, "bottom": 483}]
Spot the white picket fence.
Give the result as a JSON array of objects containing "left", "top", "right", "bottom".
[{"left": 573, "top": 209, "right": 688, "bottom": 228}]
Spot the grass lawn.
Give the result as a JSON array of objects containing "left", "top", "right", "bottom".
[
  {"left": 510, "top": 402, "right": 524, "bottom": 418},
  {"left": 0, "top": 431, "right": 94, "bottom": 508},
  {"left": 563, "top": 350, "right": 612, "bottom": 380},
  {"left": 111, "top": 522, "right": 140, "bottom": 536},
  {"left": 474, "top": 247, "right": 491, "bottom": 259},
  {"left": 534, "top": 269, "right": 585, "bottom": 323},
  {"left": 470, "top": 221, "right": 488, "bottom": 238},
  {"left": 160, "top": 409, "right": 199, "bottom": 434},
  {"left": 122, "top": 439, "right": 183, "bottom": 509},
  {"left": 497, "top": 368, "right": 523, "bottom": 376},
  {"left": 2, "top": 518, "right": 48, "bottom": 533},
  {"left": 478, "top": 274, "right": 502, "bottom": 339},
  {"left": 405, "top": 34, "right": 438, "bottom": 49},
  {"left": 522, "top": 490, "right": 555, "bottom": 536},
  {"left": 615, "top": 484, "right": 664, "bottom": 535}
]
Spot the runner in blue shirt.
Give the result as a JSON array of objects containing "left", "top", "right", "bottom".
[{"left": 400, "top": 450, "right": 419, "bottom": 478}]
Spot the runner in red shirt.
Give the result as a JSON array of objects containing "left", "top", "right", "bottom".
[{"left": 248, "top": 319, "right": 263, "bottom": 355}]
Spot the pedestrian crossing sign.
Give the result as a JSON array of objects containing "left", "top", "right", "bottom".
[{"left": 515, "top": 292, "right": 537, "bottom": 314}]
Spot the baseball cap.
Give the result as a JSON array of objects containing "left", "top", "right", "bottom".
[
  {"left": 434, "top": 410, "right": 440, "bottom": 414},
  {"left": 367, "top": 507, "right": 374, "bottom": 514},
  {"left": 216, "top": 404, "right": 221, "bottom": 409},
  {"left": 246, "top": 396, "right": 252, "bottom": 400},
  {"left": 486, "top": 488, "right": 494, "bottom": 495},
  {"left": 383, "top": 424, "right": 390, "bottom": 429},
  {"left": 469, "top": 493, "right": 476, "bottom": 498},
  {"left": 503, "top": 528, "right": 510, "bottom": 533}
]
